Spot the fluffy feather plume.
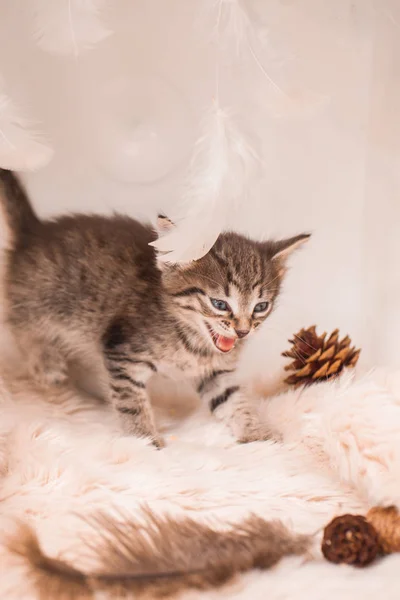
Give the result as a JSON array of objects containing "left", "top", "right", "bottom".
[
  {"left": 31, "top": 0, "right": 112, "bottom": 56},
  {"left": 152, "top": 102, "right": 259, "bottom": 263},
  {"left": 8, "top": 509, "right": 310, "bottom": 598},
  {"left": 0, "top": 81, "right": 53, "bottom": 171}
]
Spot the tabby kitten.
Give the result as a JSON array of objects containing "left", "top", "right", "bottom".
[{"left": 0, "top": 169, "right": 309, "bottom": 447}]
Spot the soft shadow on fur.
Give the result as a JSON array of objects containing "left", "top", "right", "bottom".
[{"left": 8, "top": 509, "right": 311, "bottom": 599}]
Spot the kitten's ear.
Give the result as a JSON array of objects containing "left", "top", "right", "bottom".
[
  {"left": 269, "top": 233, "right": 311, "bottom": 261},
  {"left": 156, "top": 214, "right": 175, "bottom": 235}
]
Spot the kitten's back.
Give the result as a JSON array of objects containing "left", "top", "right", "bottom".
[{"left": 0, "top": 170, "right": 161, "bottom": 331}]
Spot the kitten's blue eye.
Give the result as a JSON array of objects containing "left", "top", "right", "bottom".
[
  {"left": 254, "top": 301, "right": 269, "bottom": 313},
  {"left": 210, "top": 298, "right": 230, "bottom": 312}
]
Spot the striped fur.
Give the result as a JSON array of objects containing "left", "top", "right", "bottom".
[{"left": 0, "top": 171, "right": 310, "bottom": 446}]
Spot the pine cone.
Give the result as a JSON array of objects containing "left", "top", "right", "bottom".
[
  {"left": 282, "top": 325, "right": 361, "bottom": 388},
  {"left": 322, "top": 514, "right": 381, "bottom": 567}
]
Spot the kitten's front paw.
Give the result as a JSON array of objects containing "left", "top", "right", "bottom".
[
  {"left": 117, "top": 412, "right": 165, "bottom": 448},
  {"left": 232, "top": 413, "right": 272, "bottom": 444},
  {"left": 213, "top": 390, "right": 271, "bottom": 444},
  {"left": 237, "top": 426, "right": 271, "bottom": 444},
  {"left": 152, "top": 435, "right": 166, "bottom": 450}
]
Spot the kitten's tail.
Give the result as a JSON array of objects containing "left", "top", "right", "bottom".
[
  {"left": 0, "top": 168, "right": 39, "bottom": 246},
  {"left": 7, "top": 509, "right": 310, "bottom": 599}
]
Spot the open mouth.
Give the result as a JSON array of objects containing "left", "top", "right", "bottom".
[{"left": 206, "top": 323, "right": 236, "bottom": 353}]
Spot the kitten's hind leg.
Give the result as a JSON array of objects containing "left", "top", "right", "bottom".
[
  {"left": 30, "top": 345, "right": 68, "bottom": 388},
  {"left": 104, "top": 347, "right": 163, "bottom": 448},
  {"left": 14, "top": 330, "right": 69, "bottom": 389}
]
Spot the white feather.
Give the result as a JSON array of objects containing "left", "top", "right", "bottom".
[
  {"left": 210, "top": 1, "right": 326, "bottom": 116},
  {"left": 151, "top": 102, "right": 259, "bottom": 263},
  {"left": 213, "top": 0, "right": 251, "bottom": 53},
  {"left": 0, "top": 82, "right": 53, "bottom": 171},
  {"left": 213, "top": 0, "right": 291, "bottom": 100},
  {"left": 32, "top": 0, "right": 112, "bottom": 56}
]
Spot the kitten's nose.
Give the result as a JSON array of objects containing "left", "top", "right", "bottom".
[{"left": 235, "top": 329, "right": 250, "bottom": 339}]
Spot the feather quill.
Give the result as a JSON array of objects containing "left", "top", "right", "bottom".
[
  {"left": 0, "top": 81, "right": 53, "bottom": 171},
  {"left": 213, "top": 0, "right": 251, "bottom": 53},
  {"left": 32, "top": 0, "right": 112, "bottom": 56},
  {"left": 215, "top": 0, "right": 253, "bottom": 54},
  {"left": 152, "top": 102, "right": 259, "bottom": 263}
]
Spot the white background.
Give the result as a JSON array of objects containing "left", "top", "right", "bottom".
[{"left": 0, "top": 0, "right": 399, "bottom": 371}]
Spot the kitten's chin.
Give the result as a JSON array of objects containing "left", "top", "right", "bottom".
[{"left": 205, "top": 323, "right": 236, "bottom": 353}]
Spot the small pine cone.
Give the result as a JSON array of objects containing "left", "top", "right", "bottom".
[
  {"left": 367, "top": 506, "right": 400, "bottom": 553},
  {"left": 322, "top": 514, "right": 381, "bottom": 567},
  {"left": 282, "top": 325, "right": 361, "bottom": 388}
]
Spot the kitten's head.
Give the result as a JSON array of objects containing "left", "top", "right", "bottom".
[{"left": 157, "top": 216, "right": 310, "bottom": 354}]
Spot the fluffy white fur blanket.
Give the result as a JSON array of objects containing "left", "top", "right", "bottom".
[{"left": 0, "top": 365, "right": 400, "bottom": 598}]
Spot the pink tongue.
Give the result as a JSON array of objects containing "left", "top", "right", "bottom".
[{"left": 216, "top": 335, "right": 236, "bottom": 353}]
